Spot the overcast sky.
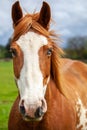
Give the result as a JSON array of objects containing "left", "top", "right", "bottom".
[{"left": 0, "top": 0, "right": 87, "bottom": 46}]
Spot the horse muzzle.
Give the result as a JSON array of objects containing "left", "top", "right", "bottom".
[{"left": 19, "top": 98, "right": 47, "bottom": 121}]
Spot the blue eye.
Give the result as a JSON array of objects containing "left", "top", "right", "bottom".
[{"left": 47, "top": 48, "right": 53, "bottom": 56}]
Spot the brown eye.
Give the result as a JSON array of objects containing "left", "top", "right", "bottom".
[
  {"left": 10, "top": 48, "right": 17, "bottom": 57},
  {"left": 47, "top": 48, "right": 53, "bottom": 56}
]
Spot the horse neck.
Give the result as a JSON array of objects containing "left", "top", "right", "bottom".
[
  {"left": 45, "top": 78, "right": 61, "bottom": 103},
  {"left": 45, "top": 78, "right": 75, "bottom": 110}
]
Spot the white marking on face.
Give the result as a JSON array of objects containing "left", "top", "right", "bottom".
[
  {"left": 76, "top": 98, "right": 87, "bottom": 129},
  {"left": 16, "top": 31, "right": 49, "bottom": 107}
]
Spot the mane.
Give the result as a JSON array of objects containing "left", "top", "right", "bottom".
[
  {"left": 12, "top": 13, "right": 50, "bottom": 41},
  {"left": 12, "top": 13, "right": 65, "bottom": 95}
]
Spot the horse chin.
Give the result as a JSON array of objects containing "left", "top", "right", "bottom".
[{"left": 23, "top": 115, "right": 43, "bottom": 122}]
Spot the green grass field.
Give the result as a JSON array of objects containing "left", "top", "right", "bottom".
[{"left": 0, "top": 60, "right": 17, "bottom": 130}]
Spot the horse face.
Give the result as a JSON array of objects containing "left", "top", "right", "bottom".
[
  {"left": 11, "top": 1, "right": 51, "bottom": 121},
  {"left": 11, "top": 31, "right": 52, "bottom": 121}
]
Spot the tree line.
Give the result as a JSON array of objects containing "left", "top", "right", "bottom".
[
  {"left": 65, "top": 36, "right": 87, "bottom": 60},
  {"left": 0, "top": 38, "right": 12, "bottom": 59}
]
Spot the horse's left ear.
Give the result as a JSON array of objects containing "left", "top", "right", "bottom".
[
  {"left": 38, "top": 2, "right": 51, "bottom": 30},
  {"left": 12, "top": 1, "right": 23, "bottom": 26}
]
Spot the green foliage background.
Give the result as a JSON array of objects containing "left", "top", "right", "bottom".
[{"left": 65, "top": 36, "right": 87, "bottom": 60}]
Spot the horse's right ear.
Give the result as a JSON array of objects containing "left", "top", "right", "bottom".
[
  {"left": 12, "top": 1, "right": 23, "bottom": 26},
  {"left": 38, "top": 2, "right": 51, "bottom": 30}
]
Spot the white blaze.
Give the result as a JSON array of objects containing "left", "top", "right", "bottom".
[{"left": 16, "top": 31, "right": 48, "bottom": 106}]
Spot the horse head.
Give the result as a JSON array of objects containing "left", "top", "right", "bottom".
[{"left": 10, "top": 1, "right": 53, "bottom": 121}]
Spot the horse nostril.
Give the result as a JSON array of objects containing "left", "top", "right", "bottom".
[
  {"left": 20, "top": 105, "right": 25, "bottom": 115},
  {"left": 35, "top": 107, "right": 44, "bottom": 118},
  {"left": 19, "top": 99, "right": 26, "bottom": 115}
]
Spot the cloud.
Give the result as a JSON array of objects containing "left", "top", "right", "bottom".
[
  {"left": 0, "top": 1, "right": 12, "bottom": 36},
  {"left": 54, "top": 0, "right": 87, "bottom": 38},
  {"left": 0, "top": 0, "right": 87, "bottom": 46}
]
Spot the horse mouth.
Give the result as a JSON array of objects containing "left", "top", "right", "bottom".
[{"left": 23, "top": 115, "right": 43, "bottom": 122}]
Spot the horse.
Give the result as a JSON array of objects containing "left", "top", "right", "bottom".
[{"left": 8, "top": 1, "right": 87, "bottom": 130}]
